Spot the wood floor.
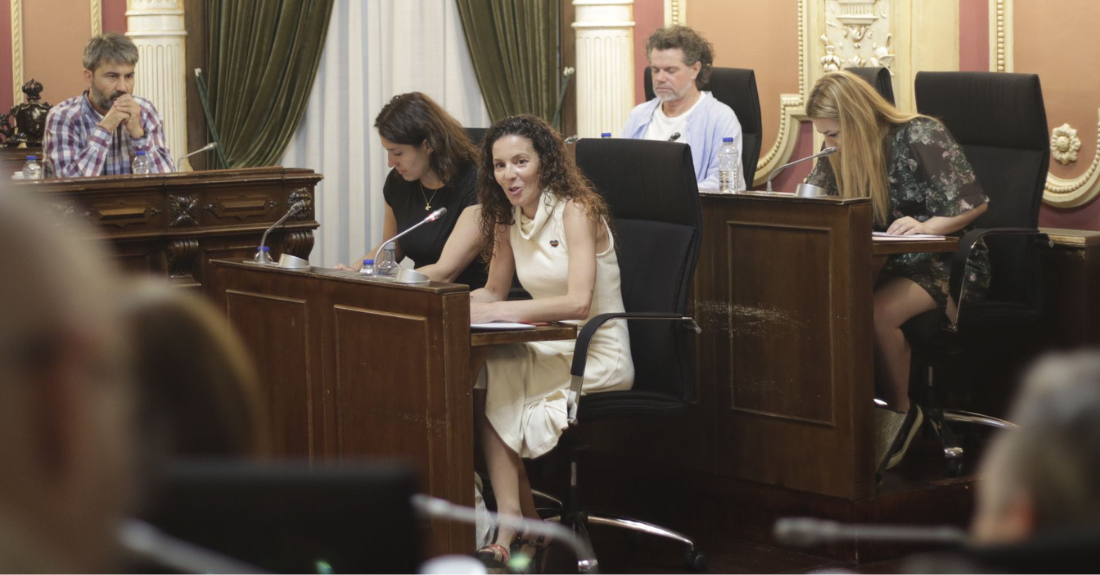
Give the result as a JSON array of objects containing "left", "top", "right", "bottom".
[{"left": 527, "top": 428, "right": 996, "bottom": 574}]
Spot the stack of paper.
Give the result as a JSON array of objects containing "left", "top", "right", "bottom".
[{"left": 872, "top": 232, "right": 946, "bottom": 241}]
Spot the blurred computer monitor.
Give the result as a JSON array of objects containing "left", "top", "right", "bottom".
[{"left": 139, "top": 460, "right": 422, "bottom": 574}]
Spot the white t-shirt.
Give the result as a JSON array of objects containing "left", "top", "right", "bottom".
[{"left": 642, "top": 92, "right": 709, "bottom": 142}]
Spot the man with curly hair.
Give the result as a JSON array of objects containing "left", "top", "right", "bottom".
[{"left": 622, "top": 25, "right": 745, "bottom": 191}]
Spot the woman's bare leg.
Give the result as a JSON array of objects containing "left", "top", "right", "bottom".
[{"left": 873, "top": 277, "right": 937, "bottom": 412}]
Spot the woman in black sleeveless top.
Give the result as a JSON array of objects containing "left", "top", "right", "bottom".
[{"left": 342, "top": 92, "right": 486, "bottom": 288}]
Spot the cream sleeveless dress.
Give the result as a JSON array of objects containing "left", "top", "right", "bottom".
[{"left": 479, "top": 193, "right": 634, "bottom": 458}]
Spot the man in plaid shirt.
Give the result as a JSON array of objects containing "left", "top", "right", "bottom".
[{"left": 43, "top": 33, "right": 174, "bottom": 178}]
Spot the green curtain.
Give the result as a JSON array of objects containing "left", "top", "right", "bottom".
[
  {"left": 205, "top": 0, "right": 334, "bottom": 168},
  {"left": 455, "top": 0, "right": 560, "bottom": 124}
]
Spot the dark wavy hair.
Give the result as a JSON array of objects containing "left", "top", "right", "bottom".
[
  {"left": 374, "top": 92, "right": 478, "bottom": 184},
  {"left": 476, "top": 115, "right": 612, "bottom": 262},
  {"left": 646, "top": 25, "right": 714, "bottom": 88}
]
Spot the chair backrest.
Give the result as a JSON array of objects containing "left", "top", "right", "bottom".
[
  {"left": 575, "top": 138, "right": 703, "bottom": 401},
  {"left": 846, "top": 67, "right": 896, "bottom": 105},
  {"left": 644, "top": 66, "right": 763, "bottom": 186},
  {"left": 465, "top": 127, "right": 488, "bottom": 147},
  {"left": 915, "top": 72, "right": 1050, "bottom": 306}
]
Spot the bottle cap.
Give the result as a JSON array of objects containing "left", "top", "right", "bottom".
[
  {"left": 723, "top": 137, "right": 734, "bottom": 143},
  {"left": 258, "top": 246, "right": 269, "bottom": 252},
  {"left": 363, "top": 259, "right": 374, "bottom": 265},
  {"left": 601, "top": 132, "right": 611, "bottom": 138},
  {"left": 26, "top": 155, "right": 37, "bottom": 160},
  {"left": 136, "top": 150, "right": 147, "bottom": 156}
]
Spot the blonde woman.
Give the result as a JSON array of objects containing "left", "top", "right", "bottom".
[{"left": 804, "top": 71, "right": 990, "bottom": 469}]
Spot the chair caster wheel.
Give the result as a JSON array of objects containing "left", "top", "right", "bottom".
[
  {"left": 684, "top": 549, "right": 708, "bottom": 571},
  {"left": 947, "top": 459, "right": 964, "bottom": 477}
]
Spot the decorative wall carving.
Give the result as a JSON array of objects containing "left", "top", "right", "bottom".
[
  {"left": 10, "top": 0, "right": 103, "bottom": 107},
  {"left": 822, "top": 0, "right": 894, "bottom": 73},
  {"left": 994, "top": 0, "right": 1100, "bottom": 207},
  {"left": 1052, "top": 124, "right": 1082, "bottom": 166}
]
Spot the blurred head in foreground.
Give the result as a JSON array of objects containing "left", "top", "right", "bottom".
[
  {"left": 0, "top": 191, "right": 138, "bottom": 572},
  {"left": 971, "top": 351, "right": 1100, "bottom": 544}
]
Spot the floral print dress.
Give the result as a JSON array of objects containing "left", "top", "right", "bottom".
[{"left": 805, "top": 117, "right": 991, "bottom": 306}]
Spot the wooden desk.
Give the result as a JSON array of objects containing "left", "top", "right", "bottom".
[
  {"left": 205, "top": 260, "right": 575, "bottom": 556},
  {"left": 11, "top": 166, "right": 320, "bottom": 288}
]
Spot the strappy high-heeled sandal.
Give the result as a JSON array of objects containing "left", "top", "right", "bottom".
[
  {"left": 476, "top": 542, "right": 511, "bottom": 571},
  {"left": 509, "top": 522, "right": 551, "bottom": 574}
]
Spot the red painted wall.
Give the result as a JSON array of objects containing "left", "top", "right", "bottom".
[{"left": 2, "top": 1, "right": 126, "bottom": 119}]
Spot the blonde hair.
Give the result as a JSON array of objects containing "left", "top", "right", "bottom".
[{"left": 806, "top": 71, "right": 923, "bottom": 227}]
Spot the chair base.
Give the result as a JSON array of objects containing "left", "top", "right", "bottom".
[{"left": 537, "top": 460, "right": 708, "bottom": 572}]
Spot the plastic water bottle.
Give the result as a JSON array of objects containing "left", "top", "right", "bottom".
[
  {"left": 132, "top": 150, "right": 151, "bottom": 174},
  {"left": 718, "top": 137, "right": 740, "bottom": 193},
  {"left": 375, "top": 245, "right": 400, "bottom": 278},
  {"left": 22, "top": 155, "right": 42, "bottom": 180},
  {"left": 359, "top": 258, "right": 375, "bottom": 277}
]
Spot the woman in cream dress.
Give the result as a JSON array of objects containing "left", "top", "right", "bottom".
[{"left": 470, "top": 115, "right": 633, "bottom": 570}]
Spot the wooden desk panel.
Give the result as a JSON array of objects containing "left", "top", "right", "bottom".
[
  {"left": 13, "top": 166, "right": 321, "bottom": 288},
  {"left": 207, "top": 261, "right": 577, "bottom": 556}
]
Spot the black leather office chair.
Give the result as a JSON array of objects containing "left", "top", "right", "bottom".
[
  {"left": 465, "top": 127, "right": 488, "bottom": 147},
  {"left": 539, "top": 138, "right": 705, "bottom": 572},
  {"left": 645, "top": 66, "right": 762, "bottom": 186},
  {"left": 902, "top": 72, "right": 1051, "bottom": 476},
  {"left": 846, "top": 67, "right": 896, "bottom": 105}
]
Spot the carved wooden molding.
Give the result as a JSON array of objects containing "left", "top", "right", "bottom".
[
  {"left": 1052, "top": 123, "right": 1082, "bottom": 166},
  {"left": 288, "top": 188, "right": 314, "bottom": 220},
  {"left": 282, "top": 230, "right": 315, "bottom": 260},
  {"left": 989, "top": 0, "right": 1011, "bottom": 73},
  {"left": 91, "top": 0, "right": 101, "bottom": 36},
  {"left": 89, "top": 200, "right": 161, "bottom": 228},
  {"left": 167, "top": 238, "right": 200, "bottom": 279},
  {"left": 203, "top": 194, "right": 278, "bottom": 221},
  {"left": 169, "top": 194, "right": 199, "bottom": 227}
]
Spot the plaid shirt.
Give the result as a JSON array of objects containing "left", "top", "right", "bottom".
[{"left": 43, "top": 92, "right": 175, "bottom": 178}]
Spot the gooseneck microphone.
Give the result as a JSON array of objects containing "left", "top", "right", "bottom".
[
  {"left": 175, "top": 142, "right": 218, "bottom": 172},
  {"left": 774, "top": 517, "right": 968, "bottom": 547},
  {"left": 119, "top": 519, "right": 267, "bottom": 574},
  {"left": 765, "top": 146, "right": 838, "bottom": 193},
  {"left": 256, "top": 200, "right": 307, "bottom": 262},
  {"left": 667, "top": 132, "right": 681, "bottom": 142},
  {"left": 374, "top": 207, "right": 448, "bottom": 259}
]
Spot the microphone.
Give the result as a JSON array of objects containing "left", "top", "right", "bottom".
[
  {"left": 118, "top": 519, "right": 268, "bottom": 574},
  {"left": 563, "top": 135, "right": 580, "bottom": 145},
  {"left": 774, "top": 517, "right": 967, "bottom": 547},
  {"left": 175, "top": 142, "right": 218, "bottom": 172},
  {"left": 667, "top": 132, "right": 681, "bottom": 142},
  {"left": 411, "top": 494, "right": 599, "bottom": 573},
  {"left": 255, "top": 200, "right": 308, "bottom": 264},
  {"left": 374, "top": 207, "right": 448, "bottom": 259},
  {"left": 765, "top": 146, "right": 837, "bottom": 193}
]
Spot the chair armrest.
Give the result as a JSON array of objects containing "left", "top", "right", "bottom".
[
  {"left": 567, "top": 312, "right": 699, "bottom": 423},
  {"left": 948, "top": 227, "right": 1050, "bottom": 327}
]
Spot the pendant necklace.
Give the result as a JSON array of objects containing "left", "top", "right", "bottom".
[{"left": 420, "top": 181, "right": 441, "bottom": 211}]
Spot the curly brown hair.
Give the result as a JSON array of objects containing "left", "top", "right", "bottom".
[
  {"left": 476, "top": 115, "right": 612, "bottom": 262},
  {"left": 646, "top": 25, "right": 715, "bottom": 89},
  {"left": 374, "top": 92, "right": 478, "bottom": 184}
]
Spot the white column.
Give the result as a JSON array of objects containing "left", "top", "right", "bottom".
[
  {"left": 126, "top": 0, "right": 187, "bottom": 166},
  {"left": 573, "top": 0, "right": 634, "bottom": 138}
]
